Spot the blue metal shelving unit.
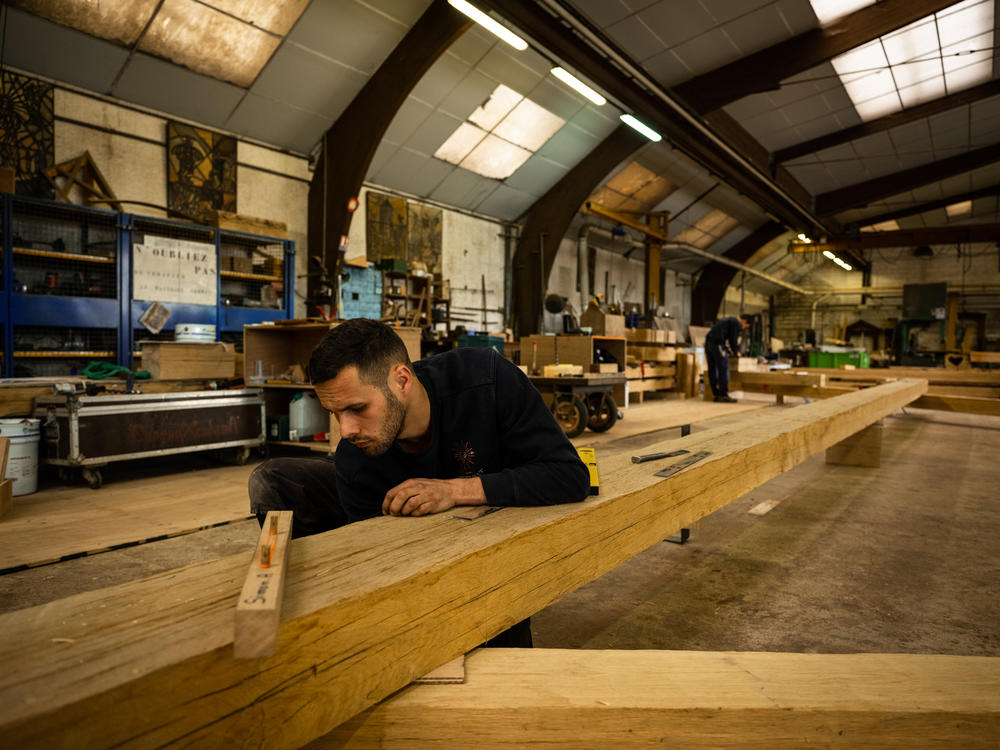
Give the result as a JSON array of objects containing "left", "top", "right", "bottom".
[{"left": 1, "top": 194, "right": 295, "bottom": 377}]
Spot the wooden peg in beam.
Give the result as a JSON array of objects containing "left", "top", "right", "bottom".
[{"left": 234, "top": 510, "right": 294, "bottom": 659}]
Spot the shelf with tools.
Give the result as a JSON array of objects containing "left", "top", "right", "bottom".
[
  {"left": 0, "top": 194, "right": 295, "bottom": 378},
  {"left": 382, "top": 271, "right": 450, "bottom": 330}
]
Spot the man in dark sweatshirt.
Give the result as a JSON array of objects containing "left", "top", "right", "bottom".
[
  {"left": 248, "top": 318, "right": 591, "bottom": 645},
  {"left": 704, "top": 314, "right": 751, "bottom": 402}
]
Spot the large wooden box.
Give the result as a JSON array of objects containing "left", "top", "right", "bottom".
[
  {"left": 140, "top": 342, "right": 236, "bottom": 380},
  {"left": 580, "top": 308, "right": 625, "bottom": 338}
]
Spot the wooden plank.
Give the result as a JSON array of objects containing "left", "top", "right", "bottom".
[
  {"left": 314, "top": 649, "right": 1000, "bottom": 749},
  {"left": 628, "top": 377, "right": 675, "bottom": 393},
  {"left": 736, "top": 372, "right": 826, "bottom": 388},
  {"left": 971, "top": 351, "right": 1000, "bottom": 364},
  {"left": 0, "top": 380, "right": 927, "bottom": 749},
  {"left": 234, "top": 511, "right": 294, "bottom": 659},
  {"left": 909, "top": 394, "right": 1000, "bottom": 417},
  {"left": 624, "top": 363, "right": 673, "bottom": 379},
  {"left": 627, "top": 345, "right": 677, "bottom": 362},
  {"left": 0, "top": 463, "right": 254, "bottom": 573},
  {"left": 0, "top": 438, "right": 9, "bottom": 519},
  {"left": 806, "top": 367, "right": 1000, "bottom": 387},
  {"left": 140, "top": 342, "right": 236, "bottom": 380}
]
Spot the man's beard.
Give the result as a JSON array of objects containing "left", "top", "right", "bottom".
[{"left": 357, "top": 388, "right": 406, "bottom": 456}]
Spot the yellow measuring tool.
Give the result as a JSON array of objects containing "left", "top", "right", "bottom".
[
  {"left": 234, "top": 510, "right": 294, "bottom": 659},
  {"left": 576, "top": 447, "right": 599, "bottom": 495}
]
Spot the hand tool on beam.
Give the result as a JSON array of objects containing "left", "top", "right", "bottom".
[
  {"left": 654, "top": 450, "right": 711, "bottom": 478},
  {"left": 631, "top": 449, "right": 689, "bottom": 464},
  {"left": 234, "top": 510, "right": 293, "bottom": 659}
]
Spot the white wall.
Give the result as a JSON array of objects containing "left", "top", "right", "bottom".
[
  {"left": 772, "top": 243, "right": 1000, "bottom": 349},
  {"left": 346, "top": 185, "right": 507, "bottom": 333},
  {"left": 52, "top": 87, "right": 311, "bottom": 316}
]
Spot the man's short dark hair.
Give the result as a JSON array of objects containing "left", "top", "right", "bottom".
[
  {"left": 739, "top": 314, "right": 753, "bottom": 322},
  {"left": 309, "top": 319, "right": 411, "bottom": 388}
]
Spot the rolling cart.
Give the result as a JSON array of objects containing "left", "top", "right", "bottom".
[{"left": 529, "top": 373, "right": 625, "bottom": 438}]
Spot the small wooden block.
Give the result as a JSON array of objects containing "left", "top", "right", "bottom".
[
  {"left": 413, "top": 654, "right": 466, "bottom": 685},
  {"left": 826, "top": 421, "right": 883, "bottom": 467},
  {"left": 234, "top": 510, "right": 294, "bottom": 659},
  {"left": 0, "top": 479, "right": 12, "bottom": 520}
]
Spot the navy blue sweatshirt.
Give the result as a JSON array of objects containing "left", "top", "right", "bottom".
[
  {"left": 706, "top": 317, "right": 742, "bottom": 354},
  {"left": 334, "top": 347, "right": 591, "bottom": 522}
]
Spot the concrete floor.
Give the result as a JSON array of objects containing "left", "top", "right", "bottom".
[{"left": 2, "top": 404, "right": 998, "bottom": 661}]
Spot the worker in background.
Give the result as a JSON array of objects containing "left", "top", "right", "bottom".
[
  {"left": 704, "top": 314, "right": 752, "bottom": 403},
  {"left": 248, "top": 318, "right": 591, "bottom": 646}
]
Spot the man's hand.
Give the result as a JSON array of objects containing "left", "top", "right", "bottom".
[{"left": 382, "top": 476, "right": 486, "bottom": 517}]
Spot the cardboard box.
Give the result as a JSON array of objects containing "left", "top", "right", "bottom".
[
  {"left": 580, "top": 308, "right": 625, "bottom": 338},
  {"left": 231, "top": 256, "right": 253, "bottom": 274},
  {"left": 140, "top": 341, "right": 236, "bottom": 380}
]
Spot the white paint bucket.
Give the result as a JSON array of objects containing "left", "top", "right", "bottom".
[
  {"left": 175, "top": 323, "right": 216, "bottom": 342},
  {"left": 1, "top": 418, "right": 41, "bottom": 496}
]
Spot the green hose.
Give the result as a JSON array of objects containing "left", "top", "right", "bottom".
[{"left": 82, "top": 361, "right": 151, "bottom": 380}]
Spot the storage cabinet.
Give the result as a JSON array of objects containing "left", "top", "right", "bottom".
[
  {"left": 0, "top": 194, "right": 294, "bottom": 378},
  {"left": 244, "top": 321, "right": 422, "bottom": 452},
  {"left": 382, "top": 271, "right": 450, "bottom": 331}
]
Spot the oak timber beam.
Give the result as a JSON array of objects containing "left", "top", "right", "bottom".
[
  {"left": 815, "top": 143, "right": 1000, "bottom": 216},
  {"left": 774, "top": 81, "right": 1000, "bottom": 164},
  {"left": 315, "top": 649, "right": 1000, "bottom": 748},
  {"left": 672, "top": 0, "right": 958, "bottom": 115},
  {"left": 307, "top": 0, "right": 470, "bottom": 304},
  {"left": 511, "top": 125, "right": 645, "bottom": 336},
  {"left": 0, "top": 380, "right": 927, "bottom": 749},
  {"left": 909, "top": 394, "right": 1000, "bottom": 417}
]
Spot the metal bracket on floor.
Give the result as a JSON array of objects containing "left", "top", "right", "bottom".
[{"left": 666, "top": 528, "right": 690, "bottom": 545}]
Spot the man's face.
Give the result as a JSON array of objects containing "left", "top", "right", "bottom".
[{"left": 314, "top": 365, "right": 406, "bottom": 456}]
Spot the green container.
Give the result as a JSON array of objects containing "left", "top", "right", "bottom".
[
  {"left": 808, "top": 350, "right": 870, "bottom": 368},
  {"left": 457, "top": 333, "right": 504, "bottom": 355}
]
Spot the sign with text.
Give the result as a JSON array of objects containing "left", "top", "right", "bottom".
[{"left": 133, "top": 236, "right": 217, "bottom": 305}]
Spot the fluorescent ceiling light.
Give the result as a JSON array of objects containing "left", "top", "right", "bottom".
[
  {"left": 816, "top": 0, "right": 994, "bottom": 122},
  {"left": 551, "top": 67, "right": 606, "bottom": 105},
  {"left": 796, "top": 233, "right": 812, "bottom": 242},
  {"left": 434, "top": 84, "right": 565, "bottom": 180},
  {"left": 945, "top": 199, "right": 972, "bottom": 217},
  {"left": 447, "top": 0, "right": 527, "bottom": 50},
  {"left": 620, "top": 114, "right": 662, "bottom": 142},
  {"left": 822, "top": 250, "right": 836, "bottom": 259},
  {"left": 838, "top": 259, "right": 853, "bottom": 270}
]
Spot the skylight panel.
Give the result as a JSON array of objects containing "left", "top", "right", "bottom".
[
  {"left": 810, "top": 0, "right": 875, "bottom": 26},
  {"left": 945, "top": 199, "right": 972, "bottom": 217},
  {"left": 434, "top": 84, "right": 566, "bottom": 180},
  {"left": 860, "top": 219, "right": 899, "bottom": 232},
  {"left": 493, "top": 98, "right": 565, "bottom": 151},
  {"left": 435, "top": 123, "right": 489, "bottom": 165},
  {"left": 468, "top": 85, "right": 523, "bottom": 131},
  {"left": 459, "top": 135, "right": 532, "bottom": 180},
  {"left": 815, "top": 0, "right": 994, "bottom": 122}
]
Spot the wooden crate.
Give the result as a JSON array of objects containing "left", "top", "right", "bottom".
[
  {"left": 580, "top": 308, "right": 625, "bottom": 337},
  {"left": 140, "top": 342, "right": 236, "bottom": 380}
]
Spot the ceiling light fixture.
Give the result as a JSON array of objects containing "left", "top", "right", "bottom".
[
  {"left": 551, "top": 67, "right": 606, "bottom": 105},
  {"left": 797, "top": 233, "right": 812, "bottom": 242},
  {"left": 447, "top": 0, "right": 528, "bottom": 50},
  {"left": 619, "top": 114, "right": 662, "bottom": 142},
  {"left": 822, "top": 250, "right": 836, "bottom": 259}
]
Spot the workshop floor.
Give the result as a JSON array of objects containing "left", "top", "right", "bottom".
[{"left": 2, "top": 397, "right": 998, "bottom": 661}]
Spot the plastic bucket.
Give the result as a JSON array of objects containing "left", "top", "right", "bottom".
[
  {"left": 175, "top": 323, "right": 216, "bottom": 342},
  {"left": 1, "top": 418, "right": 41, "bottom": 496}
]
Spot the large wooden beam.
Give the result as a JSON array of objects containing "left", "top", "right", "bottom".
[
  {"left": 774, "top": 80, "right": 1000, "bottom": 164},
  {"left": 672, "top": 0, "right": 958, "bottom": 115},
  {"left": 0, "top": 381, "right": 926, "bottom": 749},
  {"left": 842, "top": 185, "right": 1000, "bottom": 231},
  {"left": 315, "top": 649, "right": 1000, "bottom": 748},
  {"left": 815, "top": 143, "right": 1000, "bottom": 216},
  {"left": 791, "top": 224, "right": 1000, "bottom": 252}
]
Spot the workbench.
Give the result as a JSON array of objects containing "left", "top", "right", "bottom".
[{"left": 529, "top": 373, "right": 626, "bottom": 437}]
